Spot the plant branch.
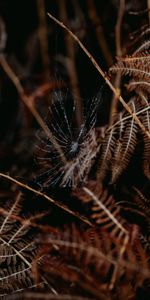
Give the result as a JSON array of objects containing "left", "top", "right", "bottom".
[
  {"left": 0, "top": 53, "right": 67, "bottom": 164},
  {"left": 47, "top": 12, "right": 150, "bottom": 140},
  {"left": 0, "top": 172, "right": 91, "bottom": 226}
]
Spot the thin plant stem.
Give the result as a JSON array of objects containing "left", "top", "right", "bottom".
[
  {"left": 109, "top": 0, "right": 125, "bottom": 125},
  {"left": 0, "top": 172, "right": 92, "bottom": 226},
  {"left": 47, "top": 12, "right": 150, "bottom": 140},
  {"left": 0, "top": 53, "right": 66, "bottom": 164}
]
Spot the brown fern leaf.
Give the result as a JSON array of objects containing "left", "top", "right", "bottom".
[
  {"left": 120, "top": 187, "right": 150, "bottom": 225},
  {"left": 119, "top": 187, "right": 150, "bottom": 254},
  {"left": 110, "top": 59, "right": 150, "bottom": 82},
  {"left": 97, "top": 125, "right": 117, "bottom": 181},
  {"left": 0, "top": 190, "right": 46, "bottom": 298},
  {"left": 111, "top": 44, "right": 150, "bottom": 80},
  {"left": 82, "top": 185, "right": 128, "bottom": 243},
  {"left": 35, "top": 225, "right": 150, "bottom": 299},
  {"left": 36, "top": 226, "right": 120, "bottom": 293},
  {"left": 110, "top": 34, "right": 150, "bottom": 96},
  {"left": 75, "top": 181, "right": 129, "bottom": 291},
  {"left": 119, "top": 51, "right": 150, "bottom": 62},
  {"left": 134, "top": 39, "right": 150, "bottom": 54},
  {"left": 138, "top": 94, "right": 150, "bottom": 179},
  {"left": 100, "top": 36, "right": 150, "bottom": 183},
  {"left": 74, "top": 181, "right": 126, "bottom": 240},
  {"left": 109, "top": 26, "right": 150, "bottom": 102},
  {"left": 97, "top": 98, "right": 140, "bottom": 183},
  {"left": 111, "top": 100, "right": 138, "bottom": 183}
]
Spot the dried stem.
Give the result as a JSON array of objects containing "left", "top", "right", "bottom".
[
  {"left": 87, "top": 0, "right": 113, "bottom": 67},
  {"left": 0, "top": 17, "right": 7, "bottom": 52},
  {"left": 109, "top": 0, "right": 125, "bottom": 125},
  {"left": 115, "top": 0, "right": 125, "bottom": 58},
  {"left": 58, "top": 0, "right": 83, "bottom": 128},
  {"left": 0, "top": 53, "right": 66, "bottom": 164},
  {"left": 37, "top": 0, "right": 50, "bottom": 81},
  {"left": 47, "top": 12, "right": 150, "bottom": 140},
  {"left": 148, "top": 0, "right": 150, "bottom": 24},
  {"left": 0, "top": 172, "right": 92, "bottom": 226}
]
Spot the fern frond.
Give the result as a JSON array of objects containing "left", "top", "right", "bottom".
[
  {"left": 127, "top": 79, "right": 150, "bottom": 94},
  {"left": 97, "top": 98, "right": 139, "bottom": 182},
  {"left": 111, "top": 100, "right": 138, "bottom": 182},
  {"left": 110, "top": 60, "right": 150, "bottom": 80},
  {"left": 36, "top": 225, "right": 150, "bottom": 298},
  {"left": 97, "top": 126, "right": 117, "bottom": 180},
  {"left": 0, "top": 190, "right": 46, "bottom": 298},
  {"left": 104, "top": 42, "right": 150, "bottom": 183},
  {"left": 82, "top": 186, "right": 127, "bottom": 242},
  {"left": 121, "top": 187, "right": 150, "bottom": 224},
  {"left": 134, "top": 39, "right": 150, "bottom": 54},
  {"left": 139, "top": 94, "right": 150, "bottom": 179},
  {"left": 119, "top": 51, "right": 150, "bottom": 62}
]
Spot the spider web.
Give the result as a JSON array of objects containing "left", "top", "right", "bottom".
[{"left": 36, "top": 85, "right": 104, "bottom": 188}]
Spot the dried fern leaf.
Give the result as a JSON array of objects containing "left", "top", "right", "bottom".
[
  {"left": 37, "top": 225, "right": 150, "bottom": 297},
  {"left": 0, "top": 190, "right": 46, "bottom": 298},
  {"left": 111, "top": 101, "right": 138, "bottom": 183},
  {"left": 83, "top": 187, "right": 127, "bottom": 241},
  {"left": 97, "top": 126, "right": 117, "bottom": 180},
  {"left": 110, "top": 60, "right": 150, "bottom": 81},
  {"left": 138, "top": 94, "right": 150, "bottom": 179}
]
